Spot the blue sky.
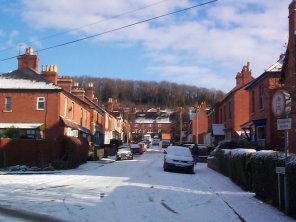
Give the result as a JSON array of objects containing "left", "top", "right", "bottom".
[{"left": 0, "top": 0, "right": 290, "bottom": 92}]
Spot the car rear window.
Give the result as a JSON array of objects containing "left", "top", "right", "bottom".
[{"left": 167, "top": 146, "right": 192, "bottom": 157}]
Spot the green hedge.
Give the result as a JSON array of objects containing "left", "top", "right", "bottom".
[
  {"left": 250, "top": 151, "right": 285, "bottom": 207},
  {"left": 229, "top": 149, "right": 256, "bottom": 190},
  {"left": 208, "top": 148, "right": 296, "bottom": 218},
  {"left": 287, "top": 155, "right": 296, "bottom": 217}
]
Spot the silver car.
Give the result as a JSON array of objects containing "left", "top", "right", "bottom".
[
  {"left": 116, "top": 145, "right": 133, "bottom": 161},
  {"left": 163, "top": 146, "right": 194, "bottom": 174}
]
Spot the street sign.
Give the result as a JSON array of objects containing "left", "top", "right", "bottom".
[
  {"left": 277, "top": 118, "right": 292, "bottom": 130},
  {"left": 272, "top": 90, "right": 291, "bottom": 117},
  {"left": 276, "top": 167, "right": 286, "bottom": 174}
]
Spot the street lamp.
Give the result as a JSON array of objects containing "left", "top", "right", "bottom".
[{"left": 179, "top": 107, "right": 183, "bottom": 144}]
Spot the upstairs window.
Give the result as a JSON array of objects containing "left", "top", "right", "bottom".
[
  {"left": 5, "top": 97, "right": 11, "bottom": 111},
  {"left": 251, "top": 91, "right": 255, "bottom": 113},
  {"left": 37, "top": 97, "right": 45, "bottom": 110},
  {"left": 259, "top": 85, "right": 264, "bottom": 110},
  {"left": 64, "top": 98, "right": 67, "bottom": 117}
]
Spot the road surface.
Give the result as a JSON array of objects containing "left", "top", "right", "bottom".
[{"left": 0, "top": 150, "right": 294, "bottom": 222}]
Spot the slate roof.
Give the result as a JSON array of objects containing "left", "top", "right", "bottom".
[{"left": 0, "top": 68, "right": 61, "bottom": 90}]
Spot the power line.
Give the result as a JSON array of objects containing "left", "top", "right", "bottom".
[
  {"left": 0, "top": 0, "right": 172, "bottom": 54},
  {"left": 0, "top": 0, "right": 218, "bottom": 63}
]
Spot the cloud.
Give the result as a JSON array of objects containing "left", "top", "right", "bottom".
[{"left": 19, "top": 0, "right": 290, "bottom": 91}]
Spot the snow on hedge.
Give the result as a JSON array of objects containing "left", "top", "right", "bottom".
[
  {"left": 221, "top": 148, "right": 256, "bottom": 157},
  {"left": 287, "top": 155, "right": 296, "bottom": 167}
]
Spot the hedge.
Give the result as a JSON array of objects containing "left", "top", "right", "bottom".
[
  {"left": 208, "top": 148, "right": 296, "bottom": 218},
  {"left": 229, "top": 149, "right": 256, "bottom": 190},
  {"left": 287, "top": 155, "right": 296, "bottom": 217},
  {"left": 250, "top": 151, "right": 285, "bottom": 207}
]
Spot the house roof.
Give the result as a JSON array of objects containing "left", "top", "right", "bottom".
[
  {"left": 245, "top": 55, "right": 284, "bottom": 90},
  {"left": 0, "top": 68, "right": 61, "bottom": 90}
]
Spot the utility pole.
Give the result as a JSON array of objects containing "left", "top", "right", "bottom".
[{"left": 179, "top": 107, "right": 183, "bottom": 144}]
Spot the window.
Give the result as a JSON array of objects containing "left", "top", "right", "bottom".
[
  {"left": 64, "top": 98, "right": 67, "bottom": 117},
  {"left": 37, "top": 97, "right": 45, "bottom": 110},
  {"left": 71, "top": 102, "right": 74, "bottom": 119},
  {"left": 158, "top": 124, "right": 162, "bottom": 128},
  {"left": 251, "top": 91, "right": 255, "bottom": 113},
  {"left": 259, "top": 85, "right": 264, "bottom": 110},
  {"left": 228, "top": 101, "right": 232, "bottom": 119},
  {"left": 26, "top": 129, "right": 36, "bottom": 139},
  {"left": 80, "top": 108, "right": 83, "bottom": 125},
  {"left": 4, "top": 97, "right": 11, "bottom": 111}
]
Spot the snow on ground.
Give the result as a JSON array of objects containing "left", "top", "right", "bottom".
[{"left": 0, "top": 151, "right": 294, "bottom": 222}]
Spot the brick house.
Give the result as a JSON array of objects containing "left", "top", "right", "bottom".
[
  {"left": 280, "top": 0, "right": 296, "bottom": 154},
  {"left": 129, "top": 108, "right": 172, "bottom": 141},
  {"left": 243, "top": 56, "right": 285, "bottom": 149},
  {"left": 0, "top": 48, "right": 93, "bottom": 140},
  {"left": 190, "top": 102, "right": 209, "bottom": 144},
  {"left": 0, "top": 48, "right": 124, "bottom": 146},
  {"left": 208, "top": 63, "right": 254, "bottom": 142}
]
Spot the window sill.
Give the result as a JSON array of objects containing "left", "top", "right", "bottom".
[{"left": 2, "top": 110, "right": 12, "bottom": 112}]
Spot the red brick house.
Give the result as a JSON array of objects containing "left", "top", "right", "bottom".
[
  {"left": 129, "top": 108, "right": 172, "bottom": 141},
  {"left": 0, "top": 49, "right": 93, "bottom": 140},
  {"left": 243, "top": 56, "right": 285, "bottom": 149},
  {"left": 191, "top": 102, "right": 209, "bottom": 144},
  {"left": 208, "top": 63, "right": 254, "bottom": 143},
  {"left": 280, "top": 0, "right": 296, "bottom": 154},
  {"left": 0, "top": 48, "right": 122, "bottom": 145}
]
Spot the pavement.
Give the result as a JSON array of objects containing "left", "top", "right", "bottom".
[{"left": 0, "top": 204, "right": 69, "bottom": 222}]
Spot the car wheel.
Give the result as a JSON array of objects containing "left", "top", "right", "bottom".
[
  {"left": 130, "top": 155, "right": 133, "bottom": 160},
  {"left": 116, "top": 157, "right": 120, "bottom": 161},
  {"left": 163, "top": 163, "right": 168, "bottom": 172},
  {"left": 190, "top": 167, "right": 194, "bottom": 174}
]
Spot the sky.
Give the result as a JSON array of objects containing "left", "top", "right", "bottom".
[
  {"left": 0, "top": 0, "right": 290, "bottom": 92},
  {"left": 0, "top": 152, "right": 294, "bottom": 222}
]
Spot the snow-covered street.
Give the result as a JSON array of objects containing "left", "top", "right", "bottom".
[{"left": 0, "top": 151, "right": 294, "bottom": 222}]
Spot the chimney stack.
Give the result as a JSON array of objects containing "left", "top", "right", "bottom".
[
  {"left": 107, "top": 98, "right": 113, "bottom": 112},
  {"left": 57, "top": 76, "right": 73, "bottom": 92},
  {"left": 72, "top": 82, "right": 85, "bottom": 101},
  {"left": 236, "top": 62, "right": 253, "bottom": 87},
  {"left": 17, "top": 47, "right": 39, "bottom": 72},
  {"left": 41, "top": 65, "right": 58, "bottom": 85},
  {"left": 86, "top": 82, "right": 94, "bottom": 100}
]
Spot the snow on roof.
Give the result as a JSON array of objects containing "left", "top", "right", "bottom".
[
  {"left": 265, "top": 54, "right": 284, "bottom": 72},
  {"left": 0, "top": 79, "right": 61, "bottom": 90},
  {"left": 0, "top": 122, "right": 44, "bottom": 129},
  {"left": 0, "top": 68, "right": 61, "bottom": 90}
]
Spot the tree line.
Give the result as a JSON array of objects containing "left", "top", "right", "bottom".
[{"left": 74, "top": 76, "right": 225, "bottom": 109}]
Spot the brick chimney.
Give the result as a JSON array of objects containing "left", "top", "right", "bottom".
[
  {"left": 86, "top": 82, "right": 94, "bottom": 100},
  {"left": 72, "top": 82, "right": 85, "bottom": 101},
  {"left": 17, "top": 47, "right": 39, "bottom": 72},
  {"left": 236, "top": 62, "right": 253, "bottom": 87},
  {"left": 57, "top": 76, "right": 73, "bottom": 92},
  {"left": 41, "top": 65, "right": 58, "bottom": 84},
  {"left": 107, "top": 98, "right": 113, "bottom": 112}
]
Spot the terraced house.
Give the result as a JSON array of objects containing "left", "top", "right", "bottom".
[{"left": 0, "top": 47, "right": 121, "bottom": 145}]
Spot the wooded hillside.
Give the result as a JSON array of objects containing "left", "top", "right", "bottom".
[{"left": 74, "top": 76, "right": 225, "bottom": 108}]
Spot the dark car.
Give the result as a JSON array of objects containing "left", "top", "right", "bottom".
[
  {"left": 116, "top": 145, "right": 133, "bottom": 161},
  {"left": 161, "top": 140, "right": 170, "bottom": 148}
]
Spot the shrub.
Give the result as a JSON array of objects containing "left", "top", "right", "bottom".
[
  {"left": 287, "top": 155, "right": 296, "bottom": 218},
  {"left": 54, "top": 136, "right": 89, "bottom": 169},
  {"left": 250, "top": 151, "right": 285, "bottom": 206},
  {"left": 229, "top": 149, "right": 256, "bottom": 190},
  {"left": 216, "top": 149, "right": 232, "bottom": 177}
]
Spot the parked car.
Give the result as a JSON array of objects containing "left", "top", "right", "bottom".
[
  {"left": 161, "top": 140, "right": 170, "bottom": 148},
  {"left": 116, "top": 145, "right": 133, "bottom": 161},
  {"left": 130, "top": 143, "right": 144, "bottom": 154},
  {"left": 163, "top": 146, "right": 194, "bottom": 174},
  {"left": 150, "top": 139, "right": 161, "bottom": 149}
]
